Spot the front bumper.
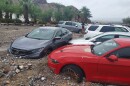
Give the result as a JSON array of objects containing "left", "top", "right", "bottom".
[
  {"left": 48, "top": 57, "right": 61, "bottom": 74},
  {"left": 8, "top": 48, "right": 42, "bottom": 59}
]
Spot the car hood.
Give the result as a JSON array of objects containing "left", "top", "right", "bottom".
[
  {"left": 69, "top": 38, "right": 94, "bottom": 45},
  {"left": 50, "top": 45, "right": 95, "bottom": 59},
  {"left": 11, "top": 36, "right": 50, "bottom": 50}
]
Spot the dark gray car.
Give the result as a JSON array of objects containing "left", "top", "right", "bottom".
[{"left": 9, "top": 27, "right": 72, "bottom": 59}]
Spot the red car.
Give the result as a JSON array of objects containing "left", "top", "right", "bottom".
[{"left": 48, "top": 38, "right": 130, "bottom": 85}]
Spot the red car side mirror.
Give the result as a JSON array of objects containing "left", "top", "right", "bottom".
[{"left": 108, "top": 55, "right": 118, "bottom": 62}]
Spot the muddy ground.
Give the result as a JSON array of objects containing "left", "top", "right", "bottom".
[{"left": 0, "top": 25, "right": 114, "bottom": 86}]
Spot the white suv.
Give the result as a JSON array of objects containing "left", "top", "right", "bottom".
[{"left": 84, "top": 25, "right": 130, "bottom": 38}]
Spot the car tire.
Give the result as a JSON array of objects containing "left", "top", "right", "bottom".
[
  {"left": 78, "top": 29, "right": 82, "bottom": 34},
  {"left": 62, "top": 65, "right": 84, "bottom": 83}
]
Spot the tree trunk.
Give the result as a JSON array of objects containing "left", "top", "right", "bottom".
[
  {"left": 23, "top": 4, "right": 29, "bottom": 24},
  {"left": 34, "top": 16, "right": 37, "bottom": 24},
  {"left": 5, "top": 12, "right": 9, "bottom": 19},
  {"left": 9, "top": 13, "right": 12, "bottom": 19},
  {"left": 0, "top": 10, "right": 2, "bottom": 19},
  {"left": 16, "top": 14, "right": 20, "bottom": 19}
]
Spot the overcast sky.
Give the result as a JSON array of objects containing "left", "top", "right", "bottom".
[{"left": 47, "top": 0, "right": 130, "bottom": 22}]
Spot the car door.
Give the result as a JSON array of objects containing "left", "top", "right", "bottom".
[
  {"left": 95, "top": 35, "right": 115, "bottom": 43},
  {"left": 98, "top": 47, "right": 130, "bottom": 84},
  {"left": 71, "top": 22, "right": 79, "bottom": 32},
  {"left": 61, "top": 29, "right": 71, "bottom": 43},
  {"left": 64, "top": 22, "right": 73, "bottom": 32},
  {"left": 53, "top": 30, "right": 65, "bottom": 48}
]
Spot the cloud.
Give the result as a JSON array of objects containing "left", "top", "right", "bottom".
[{"left": 47, "top": 0, "right": 130, "bottom": 22}]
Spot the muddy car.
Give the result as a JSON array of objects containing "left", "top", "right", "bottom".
[{"left": 8, "top": 27, "right": 72, "bottom": 59}]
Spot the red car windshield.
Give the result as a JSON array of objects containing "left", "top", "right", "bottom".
[{"left": 92, "top": 40, "right": 119, "bottom": 56}]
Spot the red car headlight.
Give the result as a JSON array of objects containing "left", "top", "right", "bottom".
[{"left": 51, "top": 59, "right": 59, "bottom": 64}]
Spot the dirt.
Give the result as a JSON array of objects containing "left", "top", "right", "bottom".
[{"left": 0, "top": 25, "right": 113, "bottom": 86}]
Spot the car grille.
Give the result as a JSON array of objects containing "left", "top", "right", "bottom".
[{"left": 11, "top": 47, "right": 32, "bottom": 56}]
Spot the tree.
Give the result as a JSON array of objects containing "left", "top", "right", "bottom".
[
  {"left": 19, "top": 0, "right": 33, "bottom": 24},
  {"left": 0, "top": 0, "right": 5, "bottom": 19},
  {"left": 13, "top": 4, "right": 22, "bottom": 19},
  {"left": 62, "top": 7, "right": 74, "bottom": 21},
  {"left": 29, "top": 4, "right": 42, "bottom": 23},
  {"left": 123, "top": 17, "right": 130, "bottom": 24},
  {"left": 80, "top": 6, "right": 92, "bottom": 23},
  {"left": 53, "top": 10, "right": 63, "bottom": 22},
  {"left": 4, "top": 0, "right": 14, "bottom": 19},
  {"left": 42, "top": 9, "right": 53, "bottom": 23}
]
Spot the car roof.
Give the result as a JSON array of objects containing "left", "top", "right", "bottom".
[
  {"left": 39, "top": 26, "right": 62, "bottom": 30},
  {"left": 101, "top": 32, "right": 130, "bottom": 36},
  {"left": 114, "top": 38, "right": 130, "bottom": 46},
  {"left": 59, "top": 21, "right": 79, "bottom": 23},
  {"left": 90, "top": 24, "right": 125, "bottom": 27}
]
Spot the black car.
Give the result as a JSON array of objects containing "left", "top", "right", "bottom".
[{"left": 8, "top": 27, "right": 72, "bottom": 58}]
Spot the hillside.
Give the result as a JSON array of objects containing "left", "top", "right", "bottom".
[{"left": 12, "top": 0, "right": 79, "bottom": 13}]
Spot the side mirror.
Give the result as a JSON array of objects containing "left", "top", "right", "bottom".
[
  {"left": 108, "top": 55, "right": 118, "bottom": 62},
  {"left": 53, "top": 37, "right": 61, "bottom": 41},
  {"left": 75, "top": 25, "right": 78, "bottom": 27},
  {"left": 25, "top": 33, "right": 29, "bottom": 37},
  {"left": 95, "top": 42, "right": 101, "bottom": 45}
]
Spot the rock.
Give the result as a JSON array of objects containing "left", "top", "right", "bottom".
[
  {"left": 19, "top": 65, "right": 24, "bottom": 70},
  {"left": 15, "top": 69, "right": 20, "bottom": 73},
  {"left": 41, "top": 77, "right": 46, "bottom": 81},
  {"left": 7, "top": 54, "right": 9, "bottom": 56},
  {"left": 6, "top": 71, "right": 16, "bottom": 79},
  {"left": 0, "top": 71, "right": 5, "bottom": 78},
  {"left": 29, "top": 78, "right": 34, "bottom": 86},
  {"left": 2, "top": 80, "right": 10, "bottom": 85},
  {"left": 27, "top": 63, "right": 32, "bottom": 70},
  {"left": 64, "top": 77, "right": 71, "bottom": 80},
  {"left": 51, "top": 82, "right": 55, "bottom": 85}
]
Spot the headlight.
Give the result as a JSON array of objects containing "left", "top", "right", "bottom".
[
  {"left": 31, "top": 48, "right": 44, "bottom": 53},
  {"left": 51, "top": 59, "right": 59, "bottom": 64}
]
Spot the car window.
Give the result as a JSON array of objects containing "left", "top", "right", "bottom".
[
  {"left": 88, "top": 26, "right": 99, "bottom": 31},
  {"left": 100, "top": 26, "right": 115, "bottom": 32},
  {"left": 93, "top": 40, "right": 119, "bottom": 56},
  {"left": 72, "top": 22, "right": 77, "bottom": 26},
  {"left": 65, "top": 22, "right": 72, "bottom": 25},
  {"left": 55, "top": 30, "right": 62, "bottom": 37},
  {"left": 115, "top": 27, "right": 128, "bottom": 32},
  {"left": 27, "top": 28, "right": 55, "bottom": 40},
  {"left": 119, "top": 35, "right": 130, "bottom": 38},
  {"left": 61, "top": 29, "right": 68, "bottom": 35},
  {"left": 112, "top": 47, "right": 130, "bottom": 59},
  {"left": 96, "top": 35, "right": 115, "bottom": 42},
  {"left": 58, "top": 21, "right": 64, "bottom": 24}
]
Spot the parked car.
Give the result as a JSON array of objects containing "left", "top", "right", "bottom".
[
  {"left": 48, "top": 38, "right": 130, "bottom": 85},
  {"left": 8, "top": 27, "right": 72, "bottom": 59},
  {"left": 57, "top": 21, "right": 86, "bottom": 33},
  {"left": 84, "top": 24, "right": 130, "bottom": 38},
  {"left": 69, "top": 32, "right": 130, "bottom": 45}
]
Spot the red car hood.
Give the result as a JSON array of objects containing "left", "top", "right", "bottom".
[{"left": 49, "top": 45, "right": 95, "bottom": 59}]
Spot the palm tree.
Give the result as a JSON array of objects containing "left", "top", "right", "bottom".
[
  {"left": 19, "top": 0, "right": 33, "bottom": 24},
  {"left": 80, "top": 6, "right": 92, "bottom": 23},
  {"left": 0, "top": 0, "right": 5, "bottom": 19}
]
